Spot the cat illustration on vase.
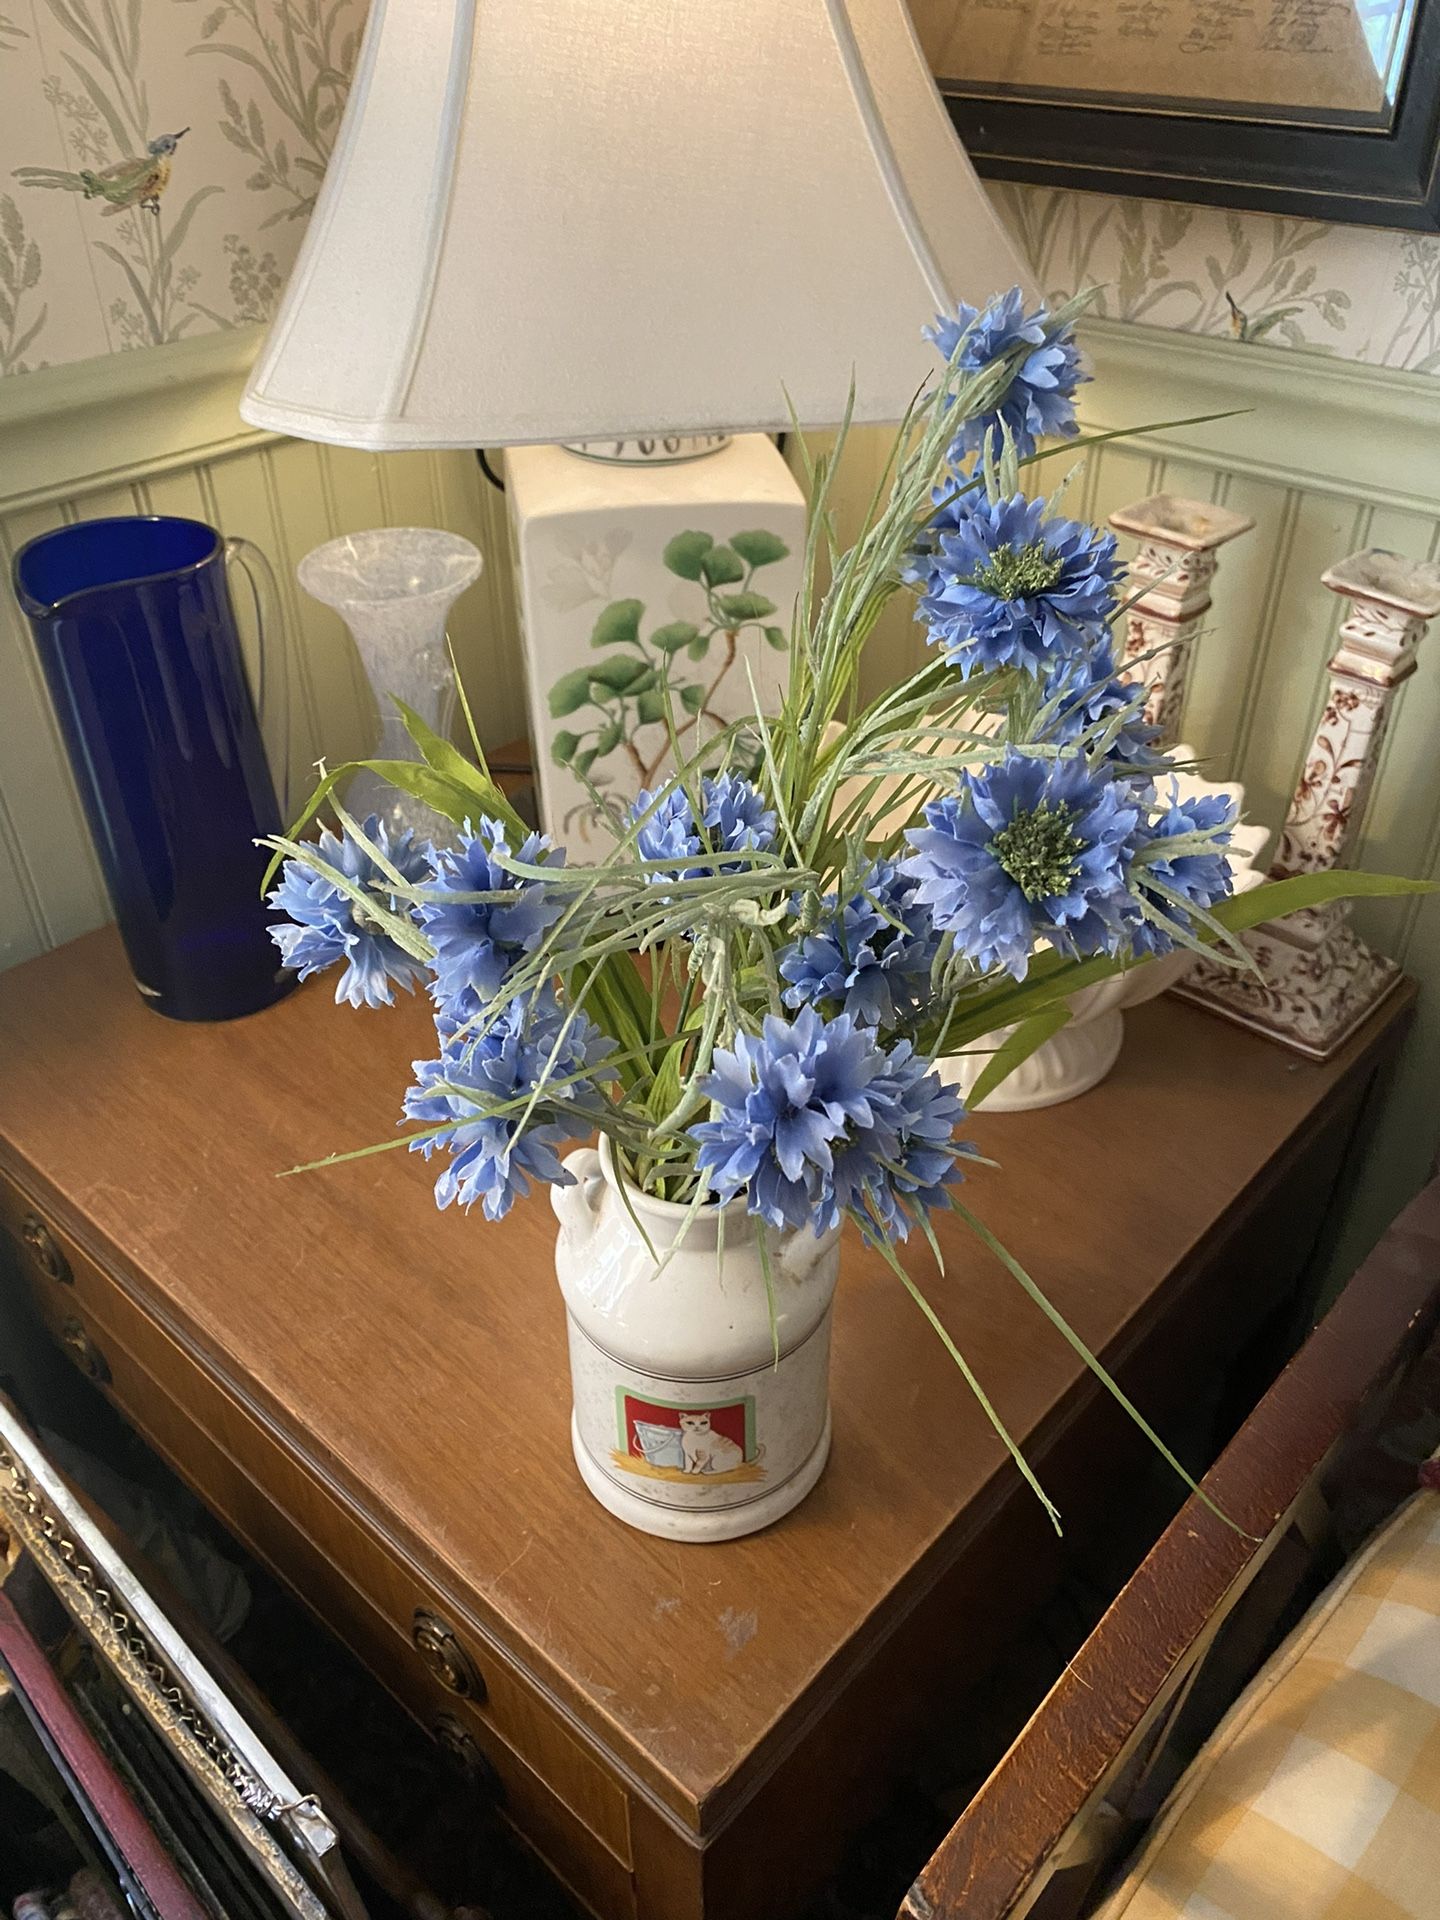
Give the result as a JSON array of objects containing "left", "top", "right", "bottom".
[{"left": 679, "top": 1410, "right": 744, "bottom": 1475}]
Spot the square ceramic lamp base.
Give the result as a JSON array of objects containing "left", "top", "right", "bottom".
[{"left": 506, "top": 435, "right": 806, "bottom": 849}]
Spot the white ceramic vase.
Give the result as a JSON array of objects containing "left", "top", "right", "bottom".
[
  {"left": 552, "top": 1138, "right": 840, "bottom": 1541},
  {"left": 942, "top": 951, "right": 1194, "bottom": 1114}
]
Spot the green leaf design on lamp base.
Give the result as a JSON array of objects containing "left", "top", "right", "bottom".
[{"left": 546, "top": 525, "right": 791, "bottom": 799}]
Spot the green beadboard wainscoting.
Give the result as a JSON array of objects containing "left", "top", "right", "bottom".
[{"left": 2, "top": 320, "right": 1437, "bottom": 1291}]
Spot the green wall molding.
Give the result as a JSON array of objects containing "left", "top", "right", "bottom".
[
  {"left": 1080, "top": 319, "right": 1440, "bottom": 513},
  {"left": 0, "top": 325, "right": 270, "bottom": 512},
  {"left": 10, "top": 313, "right": 1439, "bottom": 516}
]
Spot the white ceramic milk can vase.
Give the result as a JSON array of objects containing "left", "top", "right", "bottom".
[{"left": 552, "top": 1138, "right": 841, "bottom": 1541}]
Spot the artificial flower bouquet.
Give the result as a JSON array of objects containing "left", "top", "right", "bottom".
[{"left": 262, "top": 288, "right": 1419, "bottom": 1532}]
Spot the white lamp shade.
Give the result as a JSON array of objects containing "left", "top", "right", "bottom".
[{"left": 240, "top": 0, "right": 1032, "bottom": 451}]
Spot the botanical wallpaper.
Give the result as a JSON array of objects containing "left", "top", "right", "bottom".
[
  {"left": 1, "top": 0, "right": 1439, "bottom": 381},
  {"left": 991, "top": 184, "right": 1440, "bottom": 375},
  {"left": 0, "top": 0, "right": 361, "bottom": 374}
]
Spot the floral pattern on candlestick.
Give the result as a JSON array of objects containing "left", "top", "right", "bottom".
[
  {"left": 1119, "top": 547, "right": 1218, "bottom": 736},
  {"left": 1121, "top": 609, "right": 1198, "bottom": 739},
  {"left": 1276, "top": 681, "right": 1392, "bottom": 879},
  {"left": 1175, "top": 546, "right": 1440, "bottom": 1059},
  {"left": 1109, "top": 496, "right": 1253, "bottom": 750},
  {"left": 1273, "top": 582, "right": 1431, "bottom": 879},
  {"left": 1176, "top": 920, "right": 1401, "bottom": 1061}
]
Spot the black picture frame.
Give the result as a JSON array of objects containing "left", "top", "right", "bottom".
[{"left": 935, "top": 0, "right": 1440, "bottom": 232}]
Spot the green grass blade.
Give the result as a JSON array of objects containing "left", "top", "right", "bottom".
[
  {"left": 1214, "top": 869, "right": 1437, "bottom": 928},
  {"left": 868, "top": 1227, "right": 1062, "bottom": 1533},
  {"left": 953, "top": 1201, "right": 1254, "bottom": 1540},
  {"left": 258, "top": 759, "right": 365, "bottom": 895},
  {"left": 390, "top": 695, "right": 530, "bottom": 842}
]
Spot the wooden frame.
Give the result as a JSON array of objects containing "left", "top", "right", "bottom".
[
  {"left": 900, "top": 1174, "right": 1440, "bottom": 1920},
  {"left": 924, "top": 0, "right": 1440, "bottom": 231}
]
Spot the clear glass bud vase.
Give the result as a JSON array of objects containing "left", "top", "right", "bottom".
[{"left": 298, "top": 528, "right": 483, "bottom": 843}]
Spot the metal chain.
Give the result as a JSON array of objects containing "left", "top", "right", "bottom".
[{"left": 0, "top": 1443, "right": 278, "bottom": 1815}]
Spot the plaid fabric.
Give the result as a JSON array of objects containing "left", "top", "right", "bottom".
[{"left": 1097, "top": 1483, "right": 1440, "bottom": 1920}]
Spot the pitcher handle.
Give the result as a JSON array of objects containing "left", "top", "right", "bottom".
[
  {"left": 552, "top": 1147, "right": 604, "bottom": 1234},
  {"left": 224, "top": 535, "right": 293, "bottom": 822}
]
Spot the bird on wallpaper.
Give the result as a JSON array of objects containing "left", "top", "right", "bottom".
[
  {"left": 14, "top": 129, "right": 189, "bottom": 217},
  {"left": 1224, "top": 288, "right": 1304, "bottom": 345}
]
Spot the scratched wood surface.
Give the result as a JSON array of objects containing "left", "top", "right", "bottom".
[{"left": 0, "top": 925, "right": 1411, "bottom": 1855}]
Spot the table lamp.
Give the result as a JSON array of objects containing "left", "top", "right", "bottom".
[{"left": 240, "top": 0, "right": 1031, "bottom": 842}]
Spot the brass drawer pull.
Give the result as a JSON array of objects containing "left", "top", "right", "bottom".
[
  {"left": 21, "top": 1213, "right": 72, "bottom": 1286},
  {"left": 431, "top": 1714, "right": 503, "bottom": 1799},
  {"left": 59, "top": 1317, "right": 110, "bottom": 1385},
  {"left": 412, "top": 1608, "right": 484, "bottom": 1699}
]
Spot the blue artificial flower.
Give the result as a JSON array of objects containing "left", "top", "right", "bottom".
[
  {"left": 901, "top": 749, "right": 1140, "bottom": 979},
  {"left": 779, "top": 859, "right": 939, "bottom": 1028},
  {"left": 913, "top": 491, "right": 1120, "bottom": 679},
  {"left": 925, "top": 287, "right": 1085, "bottom": 464},
  {"left": 416, "top": 816, "right": 565, "bottom": 1019},
  {"left": 268, "top": 815, "right": 429, "bottom": 1009},
  {"left": 691, "top": 1009, "right": 976, "bottom": 1240},
  {"left": 1040, "top": 638, "right": 1158, "bottom": 773},
  {"left": 1125, "top": 782, "right": 1236, "bottom": 956},
  {"left": 690, "top": 1007, "right": 889, "bottom": 1233},
  {"left": 834, "top": 1041, "right": 977, "bottom": 1245},
  {"left": 630, "top": 772, "right": 777, "bottom": 883},
  {"left": 403, "top": 988, "right": 614, "bottom": 1221}
]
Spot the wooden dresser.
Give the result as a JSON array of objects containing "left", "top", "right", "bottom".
[{"left": 0, "top": 929, "right": 1413, "bottom": 1920}]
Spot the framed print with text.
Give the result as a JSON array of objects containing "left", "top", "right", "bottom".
[{"left": 914, "top": 0, "right": 1440, "bottom": 230}]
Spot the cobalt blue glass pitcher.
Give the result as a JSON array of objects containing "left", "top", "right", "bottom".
[{"left": 13, "top": 515, "right": 295, "bottom": 1021}]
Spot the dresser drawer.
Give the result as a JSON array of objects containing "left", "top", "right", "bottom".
[
  {"left": 0, "top": 1180, "right": 634, "bottom": 1871},
  {"left": 13, "top": 1270, "right": 638, "bottom": 1920},
  {"left": 0, "top": 1176, "right": 112, "bottom": 1316}
]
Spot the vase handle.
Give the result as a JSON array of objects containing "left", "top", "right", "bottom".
[
  {"left": 224, "top": 535, "right": 293, "bottom": 821},
  {"left": 552, "top": 1147, "right": 604, "bottom": 1235}
]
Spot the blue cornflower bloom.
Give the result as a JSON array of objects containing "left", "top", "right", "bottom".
[
  {"left": 779, "top": 859, "right": 939, "bottom": 1028},
  {"left": 268, "top": 815, "right": 429, "bottom": 1009},
  {"left": 913, "top": 491, "right": 1120, "bottom": 679},
  {"left": 630, "top": 772, "right": 777, "bottom": 883},
  {"left": 690, "top": 1007, "right": 889, "bottom": 1234},
  {"left": 834, "top": 1041, "right": 977, "bottom": 1245},
  {"left": 403, "top": 988, "right": 614, "bottom": 1221},
  {"left": 925, "top": 288, "right": 1085, "bottom": 464},
  {"left": 901, "top": 750, "right": 1141, "bottom": 979},
  {"left": 691, "top": 1011, "right": 976, "bottom": 1240},
  {"left": 1125, "top": 783, "right": 1236, "bottom": 956},
  {"left": 1041, "top": 639, "right": 1158, "bottom": 773},
  {"left": 416, "top": 816, "right": 565, "bottom": 1019}
]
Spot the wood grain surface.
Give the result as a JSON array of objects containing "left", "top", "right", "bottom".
[{"left": 0, "top": 929, "right": 1413, "bottom": 1858}]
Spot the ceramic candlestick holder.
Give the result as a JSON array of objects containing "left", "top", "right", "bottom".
[
  {"left": 1175, "top": 547, "right": 1440, "bottom": 1059},
  {"left": 1109, "top": 494, "right": 1255, "bottom": 748}
]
